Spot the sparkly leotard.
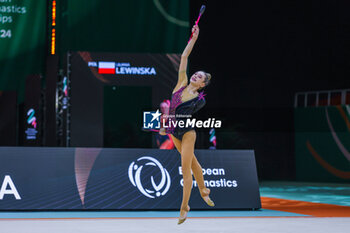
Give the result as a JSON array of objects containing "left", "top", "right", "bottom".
[{"left": 165, "top": 86, "right": 206, "bottom": 140}]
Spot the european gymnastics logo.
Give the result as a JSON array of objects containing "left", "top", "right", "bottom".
[{"left": 128, "top": 156, "right": 171, "bottom": 199}]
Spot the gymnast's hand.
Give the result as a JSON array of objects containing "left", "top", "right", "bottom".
[{"left": 192, "top": 25, "right": 199, "bottom": 40}]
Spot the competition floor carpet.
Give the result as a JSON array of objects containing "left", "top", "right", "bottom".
[{"left": 1, "top": 181, "right": 350, "bottom": 233}]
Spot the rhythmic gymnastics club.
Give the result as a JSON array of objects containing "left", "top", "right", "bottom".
[{"left": 188, "top": 5, "right": 206, "bottom": 43}]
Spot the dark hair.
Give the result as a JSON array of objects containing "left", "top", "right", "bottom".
[{"left": 198, "top": 71, "right": 211, "bottom": 91}]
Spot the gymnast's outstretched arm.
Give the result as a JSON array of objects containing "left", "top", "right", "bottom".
[{"left": 172, "top": 25, "right": 200, "bottom": 93}]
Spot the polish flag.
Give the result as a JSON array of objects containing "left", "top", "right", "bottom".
[{"left": 98, "top": 62, "right": 115, "bottom": 74}]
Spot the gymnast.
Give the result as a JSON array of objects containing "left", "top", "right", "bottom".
[{"left": 159, "top": 24, "right": 214, "bottom": 225}]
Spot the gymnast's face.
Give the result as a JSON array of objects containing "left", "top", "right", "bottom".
[{"left": 190, "top": 71, "right": 206, "bottom": 89}]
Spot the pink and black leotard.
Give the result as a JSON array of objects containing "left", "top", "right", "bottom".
[{"left": 165, "top": 86, "right": 206, "bottom": 140}]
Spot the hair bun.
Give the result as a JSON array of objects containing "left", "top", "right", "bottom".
[{"left": 206, "top": 73, "right": 212, "bottom": 81}]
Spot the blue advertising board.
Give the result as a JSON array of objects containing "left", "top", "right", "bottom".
[{"left": 0, "top": 147, "right": 261, "bottom": 210}]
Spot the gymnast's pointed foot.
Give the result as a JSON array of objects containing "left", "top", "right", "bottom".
[
  {"left": 177, "top": 205, "right": 190, "bottom": 225},
  {"left": 201, "top": 188, "right": 215, "bottom": 207}
]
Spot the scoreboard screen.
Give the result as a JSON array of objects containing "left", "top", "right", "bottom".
[{"left": 69, "top": 52, "right": 181, "bottom": 148}]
